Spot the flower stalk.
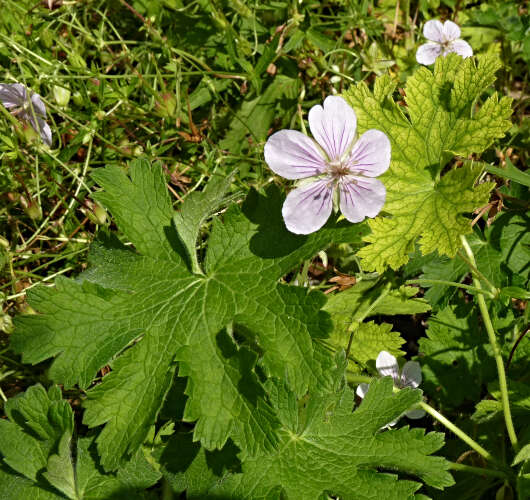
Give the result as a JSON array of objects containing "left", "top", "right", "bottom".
[
  {"left": 419, "top": 401, "right": 494, "bottom": 463},
  {"left": 460, "top": 235, "right": 518, "bottom": 451},
  {"left": 405, "top": 278, "right": 495, "bottom": 298},
  {"left": 448, "top": 462, "right": 508, "bottom": 480}
]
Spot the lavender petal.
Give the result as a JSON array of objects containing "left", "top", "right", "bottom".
[
  {"left": 282, "top": 179, "right": 333, "bottom": 234},
  {"left": 308, "top": 95, "right": 356, "bottom": 161},
  {"left": 264, "top": 129, "right": 327, "bottom": 180},
  {"left": 405, "top": 408, "right": 426, "bottom": 419},
  {"left": 448, "top": 39, "right": 473, "bottom": 59},
  {"left": 0, "top": 83, "right": 26, "bottom": 108},
  {"left": 376, "top": 351, "right": 400, "bottom": 383},
  {"left": 37, "top": 117, "right": 52, "bottom": 146},
  {"left": 26, "top": 113, "right": 52, "bottom": 146},
  {"left": 347, "top": 129, "right": 391, "bottom": 177},
  {"left": 356, "top": 383, "right": 370, "bottom": 399},
  {"left": 31, "top": 92, "right": 47, "bottom": 117},
  {"left": 401, "top": 361, "right": 422, "bottom": 389},
  {"left": 423, "top": 20, "right": 444, "bottom": 43},
  {"left": 339, "top": 176, "right": 386, "bottom": 223},
  {"left": 442, "top": 20, "right": 461, "bottom": 42},
  {"left": 416, "top": 42, "right": 442, "bottom": 65}
]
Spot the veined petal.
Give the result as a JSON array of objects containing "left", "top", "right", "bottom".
[
  {"left": 308, "top": 95, "right": 356, "bottom": 161},
  {"left": 0, "top": 83, "right": 26, "bottom": 108},
  {"left": 282, "top": 179, "right": 333, "bottom": 234},
  {"left": 405, "top": 408, "right": 426, "bottom": 419},
  {"left": 348, "top": 129, "right": 391, "bottom": 177},
  {"left": 37, "top": 118, "right": 52, "bottom": 146},
  {"left": 401, "top": 361, "right": 422, "bottom": 389},
  {"left": 356, "top": 383, "right": 370, "bottom": 399},
  {"left": 30, "top": 92, "right": 47, "bottom": 117},
  {"left": 448, "top": 39, "right": 473, "bottom": 59},
  {"left": 339, "top": 176, "right": 386, "bottom": 223},
  {"left": 416, "top": 42, "right": 442, "bottom": 65},
  {"left": 423, "top": 20, "right": 444, "bottom": 42},
  {"left": 442, "top": 20, "right": 461, "bottom": 42},
  {"left": 376, "top": 351, "right": 399, "bottom": 383},
  {"left": 264, "top": 129, "right": 327, "bottom": 180},
  {"left": 25, "top": 113, "right": 52, "bottom": 146}
]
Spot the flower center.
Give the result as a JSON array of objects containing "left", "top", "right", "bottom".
[
  {"left": 440, "top": 40, "right": 451, "bottom": 53},
  {"left": 327, "top": 160, "right": 350, "bottom": 181}
]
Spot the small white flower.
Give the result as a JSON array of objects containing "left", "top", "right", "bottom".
[
  {"left": 0, "top": 83, "right": 52, "bottom": 146},
  {"left": 356, "top": 351, "right": 425, "bottom": 427},
  {"left": 416, "top": 20, "right": 473, "bottom": 66}
]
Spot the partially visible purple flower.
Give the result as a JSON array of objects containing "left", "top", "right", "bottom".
[
  {"left": 356, "top": 351, "right": 425, "bottom": 427},
  {"left": 264, "top": 96, "right": 390, "bottom": 234},
  {"left": 416, "top": 20, "right": 473, "bottom": 66},
  {"left": 0, "top": 83, "right": 52, "bottom": 146}
]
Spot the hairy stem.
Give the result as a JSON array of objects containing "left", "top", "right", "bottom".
[
  {"left": 420, "top": 402, "right": 494, "bottom": 463},
  {"left": 460, "top": 235, "right": 518, "bottom": 451},
  {"left": 346, "top": 374, "right": 373, "bottom": 385},
  {"left": 456, "top": 250, "right": 498, "bottom": 296},
  {"left": 448, "top": 462, "right": 507, "bottom": 480},
  {"left": 405, "top": 279, "right": 495, "bottom": 298}
]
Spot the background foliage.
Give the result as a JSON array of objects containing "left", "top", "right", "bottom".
[{"left": 0, "top": 0, "right": 528, "bottom": 499}]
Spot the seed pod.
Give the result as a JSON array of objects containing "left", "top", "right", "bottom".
[{"left": 53, "top": 85, "right": 71, "bottom": 107}]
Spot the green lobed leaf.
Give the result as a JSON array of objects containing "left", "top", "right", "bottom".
[
  {"left": 514, "top": 443, "right": 530, "bottom": 466},
  {"left": 345, "top": 54, "right": 512, "bottom": 272},
  {"left": 0, "top": 466, "right": 63, "bottom": 500},
  {"left": 173, "top": 168, "right": 238, "bottom": 274},
  {"left": 0, "top": 385, "right": 160, "bottom": 500},
  {"left": 407, "top": 212, "right": 529, "bottom": 307},
  {"left": 209, "top": 377, "right": 453, "bottom": 499},
  {"left": 157, "top": 432, "right": 240, "bottom": 497},
  {"left": 328, "top": 321, "right": 405, "bottom": 374},
  {"left": 324, "top": 280, "right": 430, "bottom": 325},
  {"left": 0, "top": 385, "right": 72, "bottom": 483},
  {"left": 419, "top": 304, "right": 495, "bottom": 407},
  {"left": 323, "top": 280, "right": 428, "bottom": 371},
  {"left": 12, "top": 160, "right": 367, "bottom": 470}
]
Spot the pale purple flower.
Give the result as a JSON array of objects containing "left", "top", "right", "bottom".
[
  {"left": 357, "top": 351, "right": 425, "bottom": 426},
  {"left": 264, "top": 96, "right": 390, "bottom": 235},
  {"left": 416, "top": 20, "right": 473, "bottom": 66},
  {"left": 0, "top": 83, "right": 52, "bottom": 146}
]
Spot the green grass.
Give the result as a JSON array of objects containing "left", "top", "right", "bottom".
[{"left": 0, "top": 0, "right": 528, "bottom": 401}]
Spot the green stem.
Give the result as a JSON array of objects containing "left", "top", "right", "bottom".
[
  {"left": 448, "top": 462, "right": 507, "bottom": 480},
  {"left": 350, "top": 375, "right": 499, "bottom": 466},
  {"left": 345, "top": 282, "right": 392, "bottom": 360},
  {"left": 405, "top": 279, "right": 495, "bottom": 298},
  {"left": 456, "top": 250, "right": 498, "bottom": 296},
  {"left": 420, "top": 402, "right": 494, "bottom": 463},
  {"left": 346, "top": 374, "right": 373, "bottom": 385},
  {"left": 161, "top": 478, "right": 174, "bottom": 500},
  {"left": 460, "top": 235, "right": 518, "bottom": 451}
]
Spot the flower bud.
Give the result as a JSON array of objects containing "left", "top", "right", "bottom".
[
  {"left": 155, "top": 92, "right": 177, "bottom": 118},
  {"left": 20, "top": 196, "right": 42, "bottom": 221},
  {"left": 72, "top": 91, "right": 84, "bottom": 107},
  {"left": 93, "top": 203, "right": 108, "bottom": 225},
  {"left": 0, "top": 243, "right": 8, "bottom": 273},
  {"left": 53, "top": 85, "right": 71, "bottom": 107},
  {"left": 0, "top": 313, "right": 14, "bottom": 335},
  {"left": 85, "top": 201, "right": 108, "bottom": 225},
  {"left": 40, "top": 28, "right": 54, "bottom": 48}
]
